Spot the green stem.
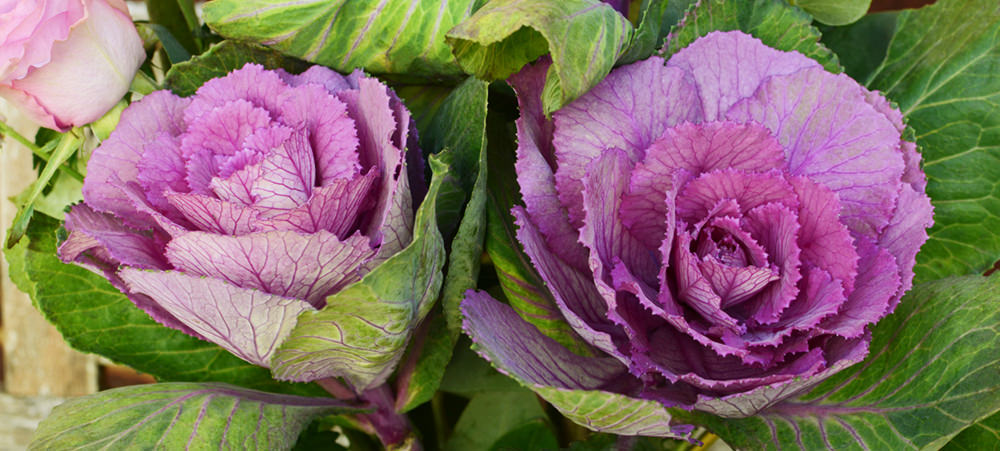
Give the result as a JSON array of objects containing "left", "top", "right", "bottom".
[
  {"left": 0, "top": 121, "right": 85, "bottom": 182},
  {"left": 431, "top": 391, "right": 449, "bottom": 445}
]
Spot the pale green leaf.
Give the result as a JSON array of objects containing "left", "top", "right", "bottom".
[
  {"left": 395, "top": 77, "right": 490, "bottom": 412},
  {"left": 29, "top": 383, "right": 363, "bottom": 450},
  {"left": 444, "top": 390, "right": 554, "bottom": 451},
  {"left": 446, "top": 0, "right": 633, "bottom": 115},
  {"left": 790, "top": 0, "right": 871, "bottom": 26},
  {"left": 202, "top": 0, "right": 483, "bottom": 82}
]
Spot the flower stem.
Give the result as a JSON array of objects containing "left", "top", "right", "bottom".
[
  {"left": 0, "top": 121, "right": 84, "bottom": 182},
  {"left": 317, "top": 379, "right": 421, "bottom": 450}
]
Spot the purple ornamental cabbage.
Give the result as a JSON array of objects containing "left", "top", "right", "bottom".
[
  {"left": 462, "top": 31, "right": 934, "bottom": 434},
  {"left": 59, "top": 63, "right": 422, "bottom": 383}
]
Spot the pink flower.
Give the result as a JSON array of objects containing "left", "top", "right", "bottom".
[{"left": 0, "top": 0, "right": 144, "bottom": 131}]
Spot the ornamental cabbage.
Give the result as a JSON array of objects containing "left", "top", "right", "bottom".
[
  {"left": 59, "top": 63, "right": 422, "bottom": 380},
  {"left": 462, "top": 30, "right": 934, "bottom": 434}
]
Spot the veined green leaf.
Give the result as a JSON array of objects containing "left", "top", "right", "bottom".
[
  {"left": 446, "top": 0, "right": 633, "bottom": 115},
  {"left": 864, "top": 0, "right": 1000, "bottom": 283},
  {"left": 164, "top": 40, "right": 310, "bottom": 97},
  {"left": 395, "top": 77, "right": 490, "bottom": 412},
  {"left": 690, "top": 275, "right": 1000, "bottom": 450},
  {"left": 664, "top": 0, "right": 841, "bottom": 73},
  {"left": 790, "top": 0, "right": 871, "bottom": 26},
  {"left": 944, "top": 411, "right": 1000, "bottom": 450},
  {"left": 29, "top": 382, "right": 364, "bottom": 450},
  {"left": 4, "top": 213, "right": 323, "bottom": 397},
  {"left": 444, "top": 390, "right": 555, "bottom": 451},
  {"left": 819, "top": 12, "right": 898, "bottom": 83},
  {"left": 202, "top": 0, "right": 484, "bottom": 82}
]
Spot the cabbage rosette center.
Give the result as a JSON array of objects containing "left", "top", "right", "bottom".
[
  {"left": 462, "top": 31, "right": 934, "bottom": 434},
  {"left": 59, "top": 63, "right": 421, "bottom": 379}
]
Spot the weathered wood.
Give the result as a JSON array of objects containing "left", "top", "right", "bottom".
[{"left": 0, "top": 100, "right": 96, "bottom": 397}]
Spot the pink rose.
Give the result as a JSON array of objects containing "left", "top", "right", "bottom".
[{"left": 0, "top": 0, "right": 145, "bottom": 131}]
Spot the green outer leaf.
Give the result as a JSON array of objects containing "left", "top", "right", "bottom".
[
  {"left": 663, "top": 0, "right": 841, "bottom": 73},
  {"left": 4, "top": 213, "right": 323, "bottom": 397},
  {"left": 944, "top": 411, "right": 1000, "bottom": 450},
  {"left": 439, "top": 338, "right": 520, "bottom": 396},
  {"left": 29, "top": 382, "right": 364, "bottom": 450},
  {"left": 482, "top": 111, "right": 594, "bottom": 357},
  {"left": 269, "top": 178, "right": 446, "bottom": 389},
  {"left": 145, "top": 0, "right": 199, "bottom": 54},
  {"left": 687, "top": 275, "right": 1000, "bottom": 450},
  {"left": 395, "top": 77, "right": 490, "bottom": 412},
  {"left": 202, "top": 0, "right": 483, "bottom": 82},
  {"left": 819, "top": 12, "right": 898, "bottom": 83},
  {"left": 444, "top": 390, "right": 554, "bottom": 451},
  {"left": 139, "top": 23, "right": 192, "bottom": 64},
  {"left": 618, "top": 0, "right": 668, "bottom": 64},
  {"left": 446, "top": 0, "right": 633, "bottom": 115},
  {"left": 164, "top": 40, "right": 310, "bottom": 97},
  {"left": 790, "top": 0, "right": 871, "bottom": 26},
  {"left": 864, "top": 0, "right": 1000, "bottom": 283},
  {"left": 529, "top": 385, "right": 688, "bottom": 438}
]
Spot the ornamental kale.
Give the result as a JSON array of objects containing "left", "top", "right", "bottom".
[
  {"left": 58, "top": 63, "right": 422, "bottom": 382},
  {"left": 462, "top": 30, "right": 934, "bottom": 434}
]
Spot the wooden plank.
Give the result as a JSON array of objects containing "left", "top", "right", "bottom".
[{"left": 0, "top": 100, "right": 96, "bottom": 397}]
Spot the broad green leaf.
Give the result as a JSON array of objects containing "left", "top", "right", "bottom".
[
  {"left": 439, "top": 338, "right": 520, "bottom": 396},
  {"left": 864, "top": 0, "right": 1000, "bottom": 283},
  {"left": 446, "top": 0, "right": 633, "bottom": 115},
  {"left": 615, "top": 0, "right": 694, "bottom": 64},
  {"left": 490, "top": 419, "right": 560, "bottom": 451},
  {"left": 944, "top": 411, "right": 1000, "bottom": 450},
  {"left": 164, "top": 40, "right": 310, "bottom": 97},
  {"left": 392, "top": 84, "right": 455, "bottom": 135},
  {"left": 444, "top": 390, "right": 554, "bottom": 451},
  {"left": 790, "top": 0, "right": 871, "bottom": 26},
  {"left": 819, "top": 12, "right": 898, "bottom": 83},
  {"left": 565, "top": 433, "right": 681, "bottom": 451},
  {"left": 618, "top": 0, "right": 669, "bottom": 64},
  {"left": 139, "top": 23, "right": 192, "bottom": 64},
  {"left": 202, "top": 0, "right": 483, "bottom": 82},
  {"left": 420, "top": 78, "right": 489, "bottom": 336},
  {"left": 29, "top": 382, "right": 363, "bottom": 450},
  {"left": 4, "top": 213, "right": 323, "bottom": 397},
  {"left": 663, "top": 0, "right": 841, "bottom": 73},
  {"left": 689, "top": 275, "right": 1000, "bottom": 450},
  {"left": 395, "top": 77, "right": 490, "bottom": 411},
  {"left": 145, "top": 0, "right": 199, "bottom": 54},
  {"left": 482, "top": 105, "right": 594, "bottom": 356},
  {"left": 533, "top": 386, "right": 691, "bottom": 438}
]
